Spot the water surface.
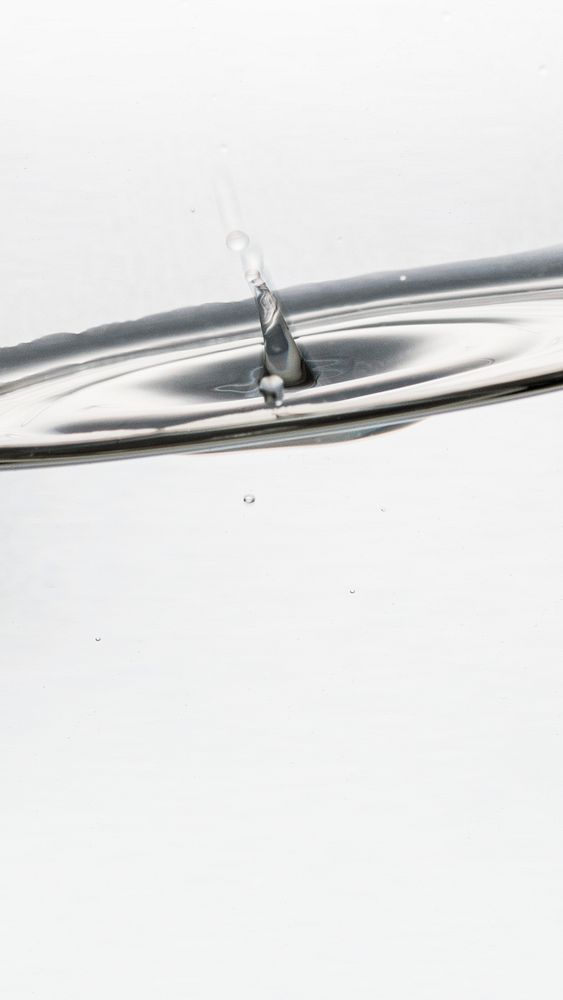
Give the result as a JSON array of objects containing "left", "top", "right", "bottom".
[{"left": 1, "top": 245, "right": 563, "bottom": 466}]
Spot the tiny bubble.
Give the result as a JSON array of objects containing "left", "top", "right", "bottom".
[
  {"left": 226, "top": 230, "right": 250, "bottom": 253},
  {"left": 95, "top": 636, "right": 101, "bottom": 642},
  {"left": 243, "top": 494, "right": 255, "bottom": 504},
  {"left": 349, "top": 589, "right": 356, "bottom": 595},
  {"left": 399, "top": 274, "right": 407, "bottom": 282}
]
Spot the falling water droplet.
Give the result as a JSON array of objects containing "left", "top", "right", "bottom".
[
  {"left": 243, "top": 494, "right": 255, "bottom": 504},
  {"left": 226, "top": 230, "right": 250, "bottom": 253}
]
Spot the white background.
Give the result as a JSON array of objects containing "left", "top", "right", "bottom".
[
  {"left": 1, "top": 0, "right": 563, "bottom": 343},
  {"left": 2, "top": 1, "right": 563, "bottom": 997}
]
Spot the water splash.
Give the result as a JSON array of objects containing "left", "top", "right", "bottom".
[
  {"left": 246, "top": 269, "right": 309, "bottom": 387},
  {"left": 2, "top": 246, "right": 563, "bottom": 467}
]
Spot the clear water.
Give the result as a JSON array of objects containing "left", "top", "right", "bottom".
[{"left": 2, "top": 245, "right": 563, "bottom": 467}]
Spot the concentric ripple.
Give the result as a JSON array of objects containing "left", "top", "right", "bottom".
[{"left": 2, "top": 246, "right": 563, "bottom": 466}]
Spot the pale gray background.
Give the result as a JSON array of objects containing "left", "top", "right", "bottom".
[
  {"left": 2, "top": 0, "right": 563, "bottom": 997},
  {"left": 1, "top": 0, "right": 562, "bottom": 342}
]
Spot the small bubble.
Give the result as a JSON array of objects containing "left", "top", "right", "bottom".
[
  {"left": 243, "top": 494, "right": 255, "bottom": 504},
  {"left": 399, "top": 274, "right": 407, "bottom": 282},
  {"left": 95, "top": 636, "right": 101, "bottom": 642},
  {"left": 226, "top": 230, "right": 250, "bottom": 253},
  {"left": 349, "top": 588, "right": 356, "bottom": 594}
]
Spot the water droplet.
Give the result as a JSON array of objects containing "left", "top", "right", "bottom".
[
  {"left": 259, "top": 374, "right": 284, "bottom": 408},
  {"left": 243, "top": 494, "right": 255, "bottom": 504},
  {"left": 349, "top": 588, "right": 356, "bottom": 594},
  {"left": 538, "top": 64, "right": 548, "bottom": 77},
  {"left": 399, "top": 274, "right": 407, "bottom": 282},
  {"left": 95, "top": 636, "right": 101, "bottom": 642},
  {"left": 226, "top": 230, "right": 250, "bottom": 253}
]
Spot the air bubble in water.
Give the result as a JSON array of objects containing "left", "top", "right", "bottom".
[
  {"left": 243, "top": 494, "right": 255, "bottom": 504},
  {"left": 226, "top": 230, "right": 250, "bottom": 253},
  {"left": 95, "top": 636, "right": 101, "bottom": 642}
]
